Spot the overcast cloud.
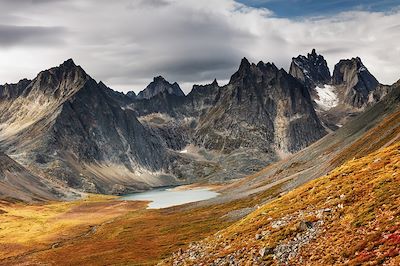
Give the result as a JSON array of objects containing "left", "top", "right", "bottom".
[{"left": 0, "top": 0, "right": 399, "bottom": 93}]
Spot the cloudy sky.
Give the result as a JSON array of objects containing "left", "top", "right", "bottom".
[{"left": 0, "top": 0, "right": 399, "bottom": 93}]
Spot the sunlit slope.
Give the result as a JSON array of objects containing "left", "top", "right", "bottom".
[{"left": 166, "top": 141, "right": 400, "bottom": 265}]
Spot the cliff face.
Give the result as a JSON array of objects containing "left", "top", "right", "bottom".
[
  {"left": 289, "top": 48, "right": 331, "bottom": 88},
  {"left": 3, "top": 51, "right": 389, "bottom": 200},
  {"left": 289, "top": 50, "right": 389, "bottom": 131},
  {"left": 136, "top": 76, "right": 184, "bottom": 100},
  {"left": 0, "top": 60, "right": 175, "bottom": 195},
  {"left": 194, "top": 58, "right": 326, "bottom": 155},
  {"left": 332, "top": 57, "right": 381, "bottom": 108}
]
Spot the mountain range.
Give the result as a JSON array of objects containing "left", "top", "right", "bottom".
[{"left": 0, "top": 49, "right": 391, "bottom": 201}]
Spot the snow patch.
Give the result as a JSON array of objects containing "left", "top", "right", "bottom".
[
  {"left": 314, "top": 85, "right": 339, "bottom": 111},
  {"left": 358, "top": 66, "right": 367, "bottom": 73}
]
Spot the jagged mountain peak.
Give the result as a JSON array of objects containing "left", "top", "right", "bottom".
[
  {"left": 153, "top": 75, "right": 166, "bottom": 82},
  {"left": 332, "top": 56, "right": 378, "bottom": 86},
  {"left": 332, "top": 56, "right": 380, "bottom": 108},
  {"left": 137, "top": 75, "right": 184, "bottom": 100},
  {"left": 126, "top": 90, "right": 136, "bottom": 99},
  {"left": 0, "top": 59, "right": 91, "bottom": 103},
  {"left": 190, "top": 79, "right": 220, "bottom": 93},
  {"left": 2, "top": 78, "right": 31, "bottom": 87},
  {"left": 257, "top": 61, "right": 278, "bottom": 71},
  {"left": 37, "top": 58, "right": 88, "bottom": 82},
  {"left": 0, "top": 78, "right": 32, "bottom": 99},
  {"left": 230, "top": 58, "right": 279, "bottom": 84},
  {"left": 334, "top": 57, "right": 367, "bottom": 73},
  {"left": 239, "top": 57, "right": 251, "bottom": 68},
  {"left": 60, "top": 58, "right": 76, "bottom": 68},
  {"left": 289, "top": 49, "right": 331, "bottom": 87},
  {"left": 307, "top": 48, "right": 318, "bottom": 58},
  {"left": 97, "top": 80, "right": 108, "bottom": 88},
  {"left": 27, "top": 59, "right": 91, "bottom": 100}
]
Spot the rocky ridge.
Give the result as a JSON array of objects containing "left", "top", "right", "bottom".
[
  {"left": 0, "top": 50, "right": 392, "bottom": 200},
  {"left": 136, "top": 76, "right": 184, "bottom": 100},
  {"left": 290, "top": 49, "right": 389, "bottom": 130}
]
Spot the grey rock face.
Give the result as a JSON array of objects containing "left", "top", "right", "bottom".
[
  {"left": 332, "top": 57, "right": 380, "bottom": 108},
  {"left": 127, "top": 59, "right": 327, "bottom": 184},
  {"left": 0, "top": 79, "right": 31, "bottom": 99},
  {"left": 130, "top": 91, "right": 187, "bottom": 118},
  {"left": 136, "top": 76, "right": 184, "bottom": 99},
  {"left": 126, "top": 90, "right": 136, "bottom": 99},
  {"left": 53, "top": 81, "right": 167, "bottom": 168},
  {"left": 289, "top": 49, "right": 331, "bottom": 88},
  {"left": 0, "top": 59, "right": 173, "bottom": 195},
  {"left": 0, "top": 152, "right": 62, "bottom": 201},
  {"left": 132, "top": 78, "right": 221, "bottom": 118},
  {"left": 184, "top": 79, "right": 221, "bottom": 117},
  {"left": 0, "top": 54, "right": 350, "bottom": 199},
  {"left": 289, "top": 50, "right": 389, "bottom": 131},
  {"left": 194, "top": 58, "right": 326, "bottom": 154}
]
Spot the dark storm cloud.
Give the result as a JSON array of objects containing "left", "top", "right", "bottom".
[
  {"left": 0, "top": 0, "right": 399, "bottom": 92},
  {"left": 0, "top": 25, "right": 66, "bottom": 47}
]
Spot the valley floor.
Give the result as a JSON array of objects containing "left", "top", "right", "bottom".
[
  {"left": 0, "top": 183, "right": 284, "bottom": 265},
  {"left": 1, "top": 107, "right": 399, "bottom": 265},
  {"left": 1, "top": 141, "right": 399, "bottom": 265}
]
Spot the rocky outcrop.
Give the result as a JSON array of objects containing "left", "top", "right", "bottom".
[
  {"left": 290, "top": 50, "right": 389, "bottom": 131},
  {"left": 136, "top": 76, "right": 184, "bottom": 100},
  {"left": 332, "top": 57, "right": 381, "bottom": 108},
  {"left": 126, "top": 91, "right": 136, "bottom": 99},
  {"left": 194, "top": 58, "right": 326, "bottom": 155},
  {"left": 0, "top": 59, "right": 175, "bottom": 195},
  {"left": 0, "top": 152, "right": 72, "bottom": 202},
  {"left": 184, "top": 79, "right": 221, "bottom": 117},
  {"left": 5, "top": 52, "right": 384, "bottom": 199},
  {"left": 0, "top": 79, "right": 31, "bottom": 100},
  {"left": 289, "top": 49, "right": 331, "bottom": 88},
  {"left": 130, "top": 91, "right": 187, "bottom": 117},
  {"left": 131, "top": 78, "right": 220, "bottom": 118}
]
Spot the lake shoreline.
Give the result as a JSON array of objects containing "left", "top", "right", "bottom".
[{"left": 119, "top": 185, "right": 220, "bottom": 209}]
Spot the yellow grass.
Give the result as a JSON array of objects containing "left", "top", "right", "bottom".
[{"left": 163, "top": 142, "right": 400, "bottom": 265}]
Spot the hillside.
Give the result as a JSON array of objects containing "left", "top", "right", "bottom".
[
  {"left": 0, "top": 82, "right": 398, "bottom": 266},
  {"left": 0, "top": 55, "right": 333, "bottom": 201},
  {"left": 0, "top": 152, "right": 72, "bottom": 202},
  {"left": 0, "top": 60, "right": 178, "bottom": 197},
  {"left": 164, "top": 142, "right": 400, "bottom": 265},
  {"left": 203, "top": 82, "right": 400, "bottom": 208}
]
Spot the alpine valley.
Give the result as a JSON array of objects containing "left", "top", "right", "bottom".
[{"left": 0, "top": 49, "right": 398, "bottom": 266}]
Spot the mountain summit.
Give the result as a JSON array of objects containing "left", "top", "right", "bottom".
[
  {"left": 289, "top": 50, "right": 389, "bottom": 130},
  {"left": 195, "top": 59, "right": 326, "bottom": 156},
  {"left": 0, "top": 52, "right": 392, "bottom": 201},
  {"left": 289, "top": 49, "right": 331, "bottom": 88},
  {"left": 137, "top": 76, "right": 185, "bottom": 99},
  {"left": 332, "top": 57, "right": 381, "bottom": 108}
]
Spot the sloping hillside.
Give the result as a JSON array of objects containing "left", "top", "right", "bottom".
[
  {"left": 0, "top": 153, "right": 72, "bottom": 202},
  {"left": 0, "top": 85, "right": 398, "bottom": 265},
  {"left": 0, "top": 60, "right": 177, "bottom": 197},
  {"left": 213, "top": 83, "right": 399, "bottom": 204},
  {"left": 165, "top": 141, "right": 400, "bottom": 265}
]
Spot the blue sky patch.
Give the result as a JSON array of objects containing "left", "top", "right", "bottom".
[{"left": 237, "top": 0, "right": 400, "bottom": 17}]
